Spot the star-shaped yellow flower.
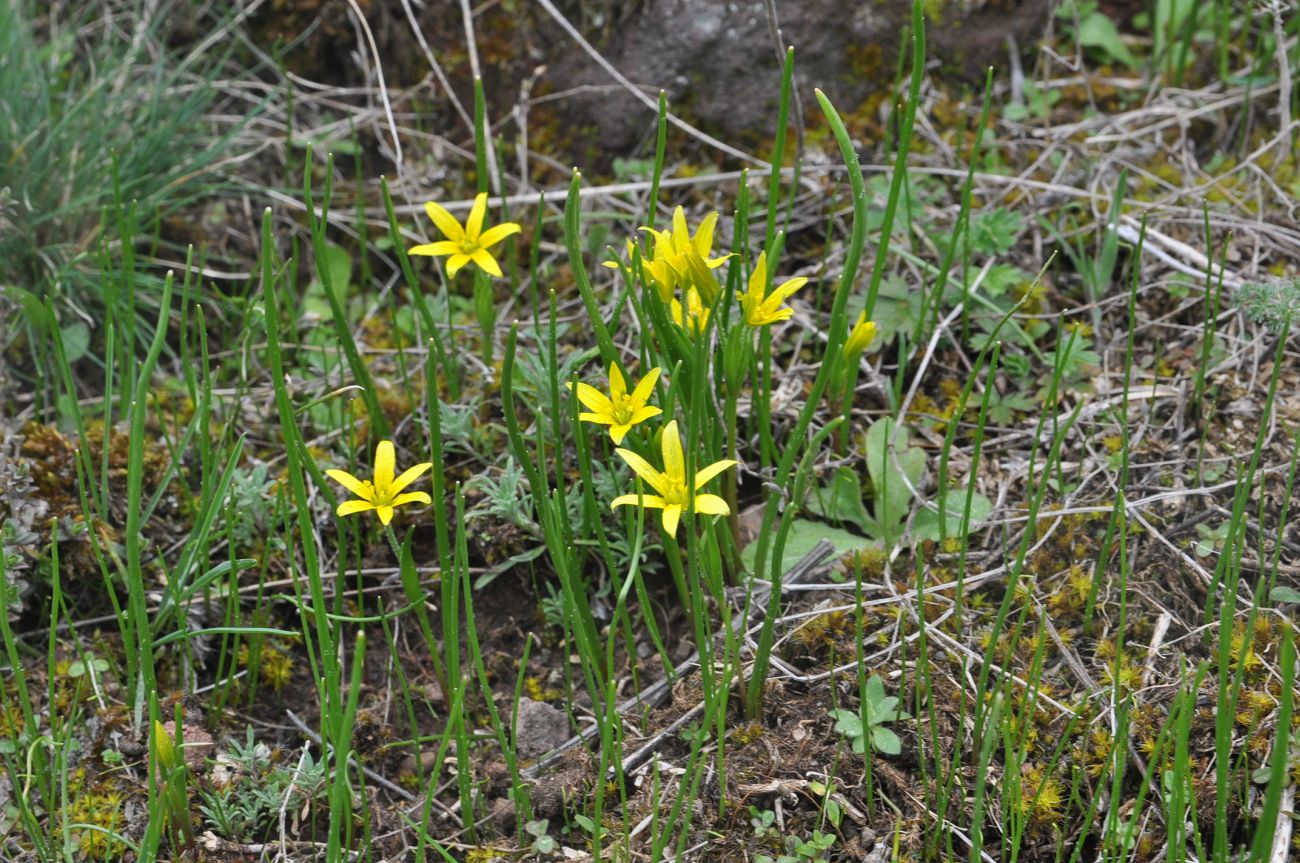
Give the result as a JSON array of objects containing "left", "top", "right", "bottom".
[
  {"left": 570, "top": 364, "right": 663, "bottom": 444},
  {"left": 409, "top": 192, "right": 521, "bottom": 279},
  {"left": 326, "top": 440, "right": 432, "bottom": 526},
  {"left": 844, "top": 312, "right": 879, "bottom": 359},
  {"left": 643, "top": 206, "right": 730, "bottom": 272},
  {"left": 736, "top": 251, "right": 807, "bottom": 327},
  {"left": 611, "top": 420, "right": 737, "bottom": 538}
]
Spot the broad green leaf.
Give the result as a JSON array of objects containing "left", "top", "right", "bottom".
[
  {"left": 60, "top": 320, "right": 90, "bottom": 364},
  {"left": 742, "top": 519, "right": 875, "bottom": 575},
  {"left": 319, "top": 242, "right": 353, "bottom": 292},
  {"left": 865, "top": 673, "right": 887, "bottom": 707},
  {"left": 864, "top": 275, "right": 919, "bottom": 346},
  {"left": 863, "top": 419, "right": 926, "bottom": 545},
  {"left": 1270, "top": 586, "right": 1300, "bottom": 605},
  {"left": 4, "top": 285, "right": 51, "bottom": 330},
  {"left": 1077, "top": 11, "right": 1138, "bottom": 68},
  {"left": 913, "top": 488, "right": 993, "bottom": 543},
  {"left": 806, "top": 467, "right": 873, "bottom": 533},
  {"left": 871, "top": 726, "right": 902, "bottom": 756}
]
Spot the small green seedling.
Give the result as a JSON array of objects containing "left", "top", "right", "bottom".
[
  {"left": 1193, "top": 521, "right": 1230, "bottom": 558},
  {"left": 749, "top": 805, "right": 777, "bottom": 838},
  {"left": 66, "top": 656, "right": 109, "bottom": 679},
  {"left": 525, "top": 819, "right": 557, "bottom": 854},
  {"left": 807, "top": 780, "right": 843, "bottom": 829},
  {"left": 757, "top": 829, "right": 837, "bottom": 863},
  {"left": 830, "top": 674, "right": 902, "bottom": 756}
]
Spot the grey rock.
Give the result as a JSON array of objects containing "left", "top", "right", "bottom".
[
  {"left": 539, "top": 0, "right": 1052, "bottom": 155},
  {"left": 514, "top": 697, "right": 572, "bottom": 760}
]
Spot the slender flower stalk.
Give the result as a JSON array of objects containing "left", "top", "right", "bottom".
[
  {"left": 409, "top": 192, "right": 521, "bottom": 279},
  {"left": 611, "top": 420, "right": 737, "bottom": 538},
  {"left": 837, "top": 313, "right": 879, "bottom": 453},
  {"left": 569, "top": 365, "right": 663, "bottom": 444},
  {"left": 326, "top": 440, "right": 432, "bottom": 525},
  {"left": 736, "top": 251, "right": 807, "bottom": 327}
]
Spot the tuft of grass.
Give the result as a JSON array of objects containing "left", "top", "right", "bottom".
[{"left": 0, "top": 2, "right": 242, "bottom": 370}]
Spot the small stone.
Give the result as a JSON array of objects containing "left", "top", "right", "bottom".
[
  {"left": 514, "top": 698, "right": 571, "bottom": 760},
  {"left": 161, "top": 720, "right": 214, "bottom": 771},
  {"left": 399, "top": 749, "right": 441, "bottom": 775},
  {"left": 484, "top": 796, "right": 516, "bottom": 837}
]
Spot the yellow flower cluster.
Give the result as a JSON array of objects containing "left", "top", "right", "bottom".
[
  {"left": 569, "top": 363, "right": 735, "bottom": 538},
  {"left": 608, "top": 206, "right": 807, "bottom": 334},
  {"left": 323, "top": 194, "right": 878, "bottom": 547}
]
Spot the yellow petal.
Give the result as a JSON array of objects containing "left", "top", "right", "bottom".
[
  {"left": 614, "top": 448, "right": 671, "bottom": 497},
  {"left": 629, "top": 405, "right": 662, "bottom": 424},
  {"left": 425, "top": 240, "right": 462, "bottom": 256},
  {"left": 424, "top": 201, "right": 465, "bottom": 242},
  {"left": 608, "top": 363, "right": 627, "bottom": 399},
  {"left": 470, "top": 248, "right": 504, "bottom": 278},
  {"left": 445, "top": 253, "right": 471, "bottom": 279},
  {"left": 578, "top": 412, "right": 615, "bottom": 425},
  {"left": 757, "top": 307, "right": 793, "bottom": 326},
  {"left": 692, "top": 494, "right": 730, "bottom": 516},
  {"left": 390, "top": 462, "right": 433, "bottom": 496},
  {"left": 478, "top": 222, "right": 522, "bottom": 249},
  {"left": 769, "top": 276, "right": 807, "bottom": 305},
  {"left": 337, "top": 499, "right": 377, "bottom": 517},
  {"left": 373, "top": 440, "right": 396, "bottom": 493},
  {"left": 748, "top": 251, "right": 769, "bottom": 299},
  {"left": 609, "top": 423, "right": 632, "bottom": 445},
  {"left": 671, "top": 207, "right": 688, "bottom": 252},
  {"left": 659, "top": 420, "right": 684, "bottom": 484},
  {"left": 573, "top": 382, "right": 615, "bottom": 416},
  {"left": 694, "top": 211, "right": 718, "bottom": 258},
  {"left": 391, "top": 491, "right": 432, "bottom": 507},
  {"left": 693, "top": 458, "right": 737, "bottom": 489},
  {"left": 466, "top": 192, "right": 488, "bottom": 239},
  {"left": 630, "top": 367, "right": 661, "bottom": 405},
  {"left": 376, "top": 505, "right": 395, "bottom": 525},
  {"left": 611, "top": 492, "right": 667, "bottom": 510},
  {"left": 326, "top": 469, "right": 374, "bottom": 501},
  {"left": 661, "top": 504, "right": 682, "bottom": 538}
]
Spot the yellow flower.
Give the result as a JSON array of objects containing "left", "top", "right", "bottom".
[
  {"left": 843, "top": 312, "right": 878, "bottom": 358},
  {"left": 736, "top": 250, "right": 807, "bottom": 327},
  {"left": 152, "top": 720, "right": 178, "bottom": 770},
  {"left": 569, "top": 365, "right": 663, "bottom": 444},
  {"left": 611, "top": 419, "right": 737, "bottom": 538},
  {"left": 603, "top": 207, "right": 730, "bottom": 303},
  {"left": 644, "top": 206, "right": 729, "bottom": 270},
  {"left": 644, "top": 207, "right": 730, "bottom": 301},
  {"left": 670, "top": 285, "right": 711, "bottom": 334},
  {"left": 326, "top": 440, "right": 432, "bottom": 525},
  {"left": 409, "top": 192, "right": 521, "bottom": 279}
]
